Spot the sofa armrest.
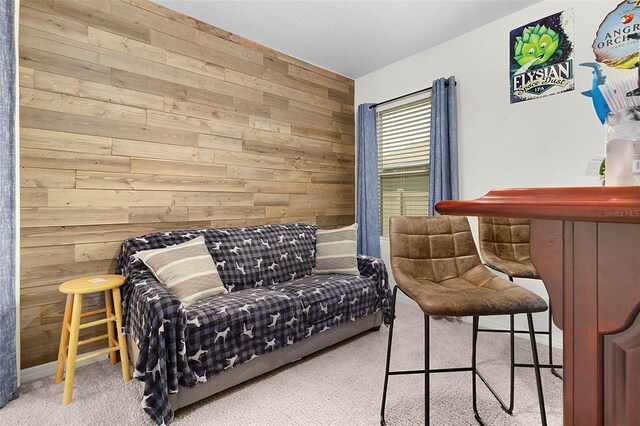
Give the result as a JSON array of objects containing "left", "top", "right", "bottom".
[
  {"left": 116, "top": 239, "right": 182, "bottom": 334},
  {"left": 357, "top": 255, "right": 392, "bottom": 325},
  {"left": 116, "top": 241, "right": 186, "bottom": 425}
]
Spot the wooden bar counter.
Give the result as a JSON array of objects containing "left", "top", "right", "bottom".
[{"left": 436, "top": 187, "right": 640, "bottom": 426}]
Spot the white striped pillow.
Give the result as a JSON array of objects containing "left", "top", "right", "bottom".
[
  {"left": 136, "top": 236, "right": 226, "bottom": 306},
  {"left": 313, "top": 224, "right": 360, "bottom": 276}
]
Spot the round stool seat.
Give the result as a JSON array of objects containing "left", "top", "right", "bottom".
[{"left": 59, "top": 274, "right": 126, "bottom": 294}]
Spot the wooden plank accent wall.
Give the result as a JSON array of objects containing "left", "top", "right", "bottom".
[{"left": 19, "top": 0, "right": 355, "bottom": 369}]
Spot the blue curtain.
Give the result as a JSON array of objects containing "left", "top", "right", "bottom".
[
  {"left": 428, "top": 76, "right": 458, "bottom": 216},
  {"left": 356, "top": 104, "right": 381, "bottom": 258},
  {"left": 0, "top": 0, "right": 18, "bottom": 408}
]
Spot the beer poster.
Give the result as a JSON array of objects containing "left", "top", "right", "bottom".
[
  {"left": 510, "top": 10, "right": 575, "bottom": 103},
  {"left": 592, "top": 0, "right": 640, "bottom": 70}
]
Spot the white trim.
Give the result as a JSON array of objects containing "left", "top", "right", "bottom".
[{"left": 20, "top": 353, "right": 104, "bottom": 384}]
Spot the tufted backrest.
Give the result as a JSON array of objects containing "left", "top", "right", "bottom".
[
  {"left": 389, "top": 215, "right": 481, "bottom": 283},
  {"left": 478, "top": 217, "right": 532, "bottom": 263}
]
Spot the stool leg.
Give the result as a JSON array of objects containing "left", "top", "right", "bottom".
[
  {"left": 380, "top": 286, "right": 398, "bottom": 425},
  {"left": 527, "top": 313, "right": 547, "bottom": 426},
  {"left": 112, "top": 287, "right": 131, "bottom": 382},
  {"left": 548, "top": 306, "right": 563, "bottom": 380},
  {"left": 507, "top": 314, "right": 515, "bottom": 413},
  {"left": 54, "top": 294, "right": 73, "bottom": 384},
  {"left": 63, "top": 294, "right": 83, "bottom": 404},
  {"left": 424, "top": 314, "right": 430, "bottom": 425},
  {"left": 471, "top": 316, "right": 487, "bottom": 426},
  {"left": 104, "top": 290, "right": 117, "bottom": 365}
]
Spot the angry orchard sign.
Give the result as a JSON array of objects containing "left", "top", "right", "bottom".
[{"left": 592, "top": 0, "right": 640, "bottom": 69}]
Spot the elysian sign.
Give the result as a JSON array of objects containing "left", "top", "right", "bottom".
[
  {"left": 512, "top": 61, "right": 573, "bottom": 98},
  {"left": 510, "top": 10, "right": 575, "bottom": 104}
]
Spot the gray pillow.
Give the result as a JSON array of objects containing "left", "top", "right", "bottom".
[
  {"left": 136, "top": 236, "right": 226, "bottom": 306},
  {"left": 313, "top": 223, "right": 360, "bottom": 276}
]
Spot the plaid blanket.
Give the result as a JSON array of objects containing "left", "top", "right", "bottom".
[{"left": 116, "top": 224, "right": 391, "bottom": 425}]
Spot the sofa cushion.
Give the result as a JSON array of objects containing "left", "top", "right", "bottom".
[
  {"left": 136, "top": 236, "right": 226, "bottom": 306},
  {"left": 183, "top": 287, "right": 304, "bottom": 377},
  {"left": 269, "top": 274, "right": 377, "bottom": 337},
  {"left": 313, "top": 224, "right": 359, "bottom": 276},
  {"left": 205, "top": 223, "right": 318, "bottom": 291}
]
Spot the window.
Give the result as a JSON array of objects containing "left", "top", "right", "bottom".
[{"left": 377, "top": 97, "right": 431, "bottom": 236}]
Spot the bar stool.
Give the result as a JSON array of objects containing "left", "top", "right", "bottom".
[
  {"left": 478, "top": 217, "right": 562, "bottom": 384},
  {"left": 478, "top": 217, "right": 563, "bottom": 381},
  {"left": 54, "top": 274, "right": 131, "bottom": 404},
  {"left": 381, "top": 216, "right": 548, "bottom": 425}
]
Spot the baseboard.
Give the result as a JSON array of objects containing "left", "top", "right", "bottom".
[{"left": 20, "top": 355, "right": 103, "bottom": 384}]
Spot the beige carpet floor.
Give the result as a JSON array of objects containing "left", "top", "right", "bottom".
[{"left": 2, "top": 301, "right": 563, "bottom": 425}]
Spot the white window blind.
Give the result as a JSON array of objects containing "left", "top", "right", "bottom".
[{"left": 377, "top": 97, "right": 431, "bottom": 236}]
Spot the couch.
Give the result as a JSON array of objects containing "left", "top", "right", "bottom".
[{"left": 116, "top": 223, "right": 391, "bottom": 425}]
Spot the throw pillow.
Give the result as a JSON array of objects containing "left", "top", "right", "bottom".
[
  {"left": 313, "top": 223, "right": 360, "bottom": 276},
  {"left": 136, "top": 236, "right": 226, "bottom": 306}
]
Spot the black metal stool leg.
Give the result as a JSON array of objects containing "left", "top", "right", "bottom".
[
  {"left": 505, "top": 276, "right": 562, "bottom": 381},
  {"left": 548, "top": 308, "right": 553, "bottom": 365},
  {"left": 425, "top": 314, "right": 430, "bottom": 425},
  {"left": 548, "top": 307, "right": 563, "bottom": 380},
  {"left": 507, "top": 314, "right": 515, "bottom": 413},
  {"left": 471, "top": 316, "right": 487, "bottom": 426},
  {"left": 527, "top": 313, "right": 548, "bottom": 426},
  {"left": 380, "top": 286, "right": 398, "bottom": 425}
]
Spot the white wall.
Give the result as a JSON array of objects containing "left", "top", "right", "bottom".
[{"left": 357, "top": 0, "right": 628, "bottom": 348}]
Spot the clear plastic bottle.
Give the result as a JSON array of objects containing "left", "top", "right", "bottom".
[{"left": 605, "top": 107, "right": 640, "bottom": 186}]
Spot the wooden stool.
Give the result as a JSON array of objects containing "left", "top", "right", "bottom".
[{"left": 54, "top": 274, "right": 131, "bottom": 404}]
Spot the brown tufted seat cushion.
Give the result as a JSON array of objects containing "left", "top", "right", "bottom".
[
  {"left": 478, "top": 217, "right": 540, "bottom": 279},
  {"left": 389, "top": 215, "right": 547, "bottom": 317}
]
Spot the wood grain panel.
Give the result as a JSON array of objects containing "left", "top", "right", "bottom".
[
  {"left": 53, "top": 0, "right": 150, "bottom": 43},
  {"left": 128, "top": 206, "right": 189, "bottom": 223},
  {"left": 34, "top": 70, "right": 163, "bottom": 110},
  {"left": 21, "top": 147, "right": 130, "bottom": 172},
  {"left": 21, "top": 245, "right": 75, "bottom": 269},
  {"left": 21, "top": 167, "right": 75, "bottom": 189},
  {"left": 47, "top": 188, "right": 172, "bottom": 207},
  {"left": 74, "top": 242, "right": 124, "bottom": 262},
  {"left": 20, "top": 66, "right": 35, "bottom": 88},
  {"left": 20, "top": 222, "right": 212, "bottom": 248},
  {"left": 21, "top": 259, "right": 117, "bottom": 290},
  {"left": 198, "top": 133, "right": 243, "bottom": 152},
  {"left": 20, "top": 6, "right": 89, "bottom": 44},
  {"left": 188, "top": 206, "right": 266, "bottom": 221},
  {"left": 171, "top": 192, "right": 254, "bottom": 207},
  {"left": 19, "top": 0, "right": 355, "bottom": 369},
  {"left": 111, "top": 139, "right": 213, "bottom": 162},
  {"left": 130, "top": 158, "right": 227, "bottom": 178},
  {"left": 21, "top": 188, "right": 48, "bottom": 208},
  {"left": 111, "top": 68, "right": 235, "bottom": 109},
  {"left": 20, "top": 128, "right": 112, "bottom": 155},
  {"left": 20, "top": 45, "right": 110, "bottom": 85},
  {"left": 19, "top": 87, "right": 63, "bottom": 112},
  {"left": 21, "top": 207, "right": 130, "bottom": 227},
  {"left": 75, "top": 171, "right": 243, "bottom": 192}
]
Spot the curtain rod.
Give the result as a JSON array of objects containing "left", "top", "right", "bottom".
[{"left": 368, "top": 80, "right": 455, "bottom": 110}]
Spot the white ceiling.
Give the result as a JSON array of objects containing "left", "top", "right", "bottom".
[{"left": 155, "top": 0, "right": 540, "bottom": 79}]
